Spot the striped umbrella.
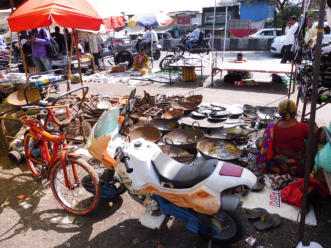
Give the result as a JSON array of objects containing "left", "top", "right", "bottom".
[{"left": 128, "top": 12, "right": 174, "bottom": 27}]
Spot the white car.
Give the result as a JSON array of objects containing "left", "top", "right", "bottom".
[
  {"left": 271, "top": 23, "right": 331, "bottom": 55},
  {"left": 249, "top": 28, "right": 283, "bottom": 39}
]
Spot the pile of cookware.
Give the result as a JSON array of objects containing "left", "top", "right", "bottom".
[{"left": 122, "top": 91, "right": 278, "bottom": 164}]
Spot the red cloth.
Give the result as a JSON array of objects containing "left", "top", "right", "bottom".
[
  {"left": 280, "top": 177, "right": 329, "bottom": 208},
  {"left": 273, "top": 123, "right": 309, "bottom": 153}
]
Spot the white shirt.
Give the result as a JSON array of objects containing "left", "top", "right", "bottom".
[
  {"left": 284, "top": 22, "right": 298, "bottom": 45},
  {"left": 142, "top": 30, "right": 151, "bottom": 43},
  {"left": 151, "top": 30, "right": 158, "bottom": 43},
  {"left": 188, "top": 28, "right": 200, "bottom": 40}
]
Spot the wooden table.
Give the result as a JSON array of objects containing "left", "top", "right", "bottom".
[{"left": 211, "top": 60, "right": 296, "bottom": 93}]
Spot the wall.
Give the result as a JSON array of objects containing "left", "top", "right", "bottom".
[
  {"left": 240, "top": 0, "right": 275, "bottom": 22},
  {"left": 161, "top": 38, "right": 274, "bottom": 51}
]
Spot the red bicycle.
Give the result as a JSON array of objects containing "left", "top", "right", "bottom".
[{"left": 20, "top": 104, "right": 100, "bottom": 215}]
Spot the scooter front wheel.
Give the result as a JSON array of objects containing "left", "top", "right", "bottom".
[{"left": 200, "top": 208, "right": 246, "bottom": 244}]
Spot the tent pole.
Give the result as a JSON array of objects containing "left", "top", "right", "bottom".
[
  {"left": 8, "top": 0, "right": 15, "bottom": 72},
  {"left": 72, "top": 29, "right": 83, "bottom": 86},
  {"left": 222, "top": 6, "right": 228, "bottom": 62},
  {"left": 297, "top": 0, "right": 326, "bottom": 243},
  {"left": 17, "top": 32, "right": 29, "bottom": 86},
  {"left": 8, "top": 31, "right": 13, "bottom": 72},
  {"left": 66, "top": 30, "right": 74, "bottom": 91},
  {"left": 210, "top": 0, "right": 216, "bottom": 76},
  {"left": 64, "top": 29, "right": 71, "bottom": 91}
]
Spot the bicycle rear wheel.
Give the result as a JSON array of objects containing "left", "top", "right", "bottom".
[
  {"left": 24, "top": 131, "right": 45, "bottom": 179},
  {"left": 50, "top": 157, "right": 100, "bottom": 215}
]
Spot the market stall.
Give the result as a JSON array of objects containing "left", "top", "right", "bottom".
[{"left": 7, "top": 0, "right": 105, "bottom": 88}]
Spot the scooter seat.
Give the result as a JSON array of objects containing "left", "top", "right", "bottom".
[{"left": 152, "top": 152, "right": 218, "bottom": 188}]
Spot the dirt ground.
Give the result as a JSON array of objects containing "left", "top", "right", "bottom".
[{"left": 1, "top": 52, "right": 331, "bottom": 248}]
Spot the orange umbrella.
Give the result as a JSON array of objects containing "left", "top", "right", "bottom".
[{"left": 8, "top": 0, "right": 103, "bottom": 32}]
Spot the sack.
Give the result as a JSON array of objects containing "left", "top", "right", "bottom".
[
  {"left": 39, "top": 29, "right": 59, "bottom": 59},
  {"left": 280, "top": 177, "right": 329, "bottom": 208}
]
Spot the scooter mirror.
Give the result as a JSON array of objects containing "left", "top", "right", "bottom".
[{"left": 129, "top": 88, "right": 136, "bottom": 100}]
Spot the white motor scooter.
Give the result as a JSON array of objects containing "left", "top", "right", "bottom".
[{"left": 87, "top": 89, "right": 257, "bottom": 245}]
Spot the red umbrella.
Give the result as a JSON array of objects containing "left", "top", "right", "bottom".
[
  {"left": 7, "top": 0, "right": 103, "bottom": 32},
  {"left": 87, "top": 0, "right": 125, "bottom": 31}
]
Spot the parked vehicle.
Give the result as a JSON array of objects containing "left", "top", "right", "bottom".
[
  {"left": 271, "top": 23, "right": 331, "bottom": 56},
  {"left": 87, "top": 89, "right": 257, "bottom": 245},
  {"left": 176, "top": 36, "right": 211, "bottom": 55},
  {"left": 249, "top": 28, "right": 283, "bottom": 39},
  {"left": 105, "top": 32, "right": 133, "bottom": 53}
]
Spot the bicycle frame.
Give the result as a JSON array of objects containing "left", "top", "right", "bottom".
[{"left": 21, "top": 105, "right": 78, "bottom": 189}]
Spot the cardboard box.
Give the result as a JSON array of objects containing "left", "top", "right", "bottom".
[{"left": 112, "top": 65, "right": 126, "bottom": 72}]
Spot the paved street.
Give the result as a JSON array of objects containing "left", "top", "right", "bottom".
[{"left": 0, "top": 51, "right": 330, "bottom": 248}]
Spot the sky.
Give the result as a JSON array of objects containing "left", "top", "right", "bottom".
[
  {"left": 90, "top": 0, "right": 217, "bottom": 14},
  {"left": 0, "top": 0, "right": 218, "bottom": 14}
]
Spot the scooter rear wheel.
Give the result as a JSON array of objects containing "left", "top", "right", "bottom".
[{"left": 200, "top": 208, "right": 246, "bottom": 244}]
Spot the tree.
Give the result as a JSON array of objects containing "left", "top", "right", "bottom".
[{"left": 274, "top": 1, "right": 301, "bottom": 28}]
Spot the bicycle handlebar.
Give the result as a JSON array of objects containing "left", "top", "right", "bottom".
[{"left": 21, "top": 104, "right": 73, "bottom": 128}]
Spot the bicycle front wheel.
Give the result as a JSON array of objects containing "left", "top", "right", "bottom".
[
  {"left": 24, "top": 131, "right": 44, "bottom": 179},
  {"left": 50, "top": 157, "right": 100, "bottom": 215}
]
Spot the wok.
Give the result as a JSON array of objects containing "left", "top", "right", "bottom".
[
  {"left": 197, "top": 138, "right": 242, "bottom": 161},
  {"left": 257, "top": 106, "right": 277, "bottom": 118},
  {"left": 184, "top": 94, "right": 203, "bottom": 106},
  {"left": 128, "top": 125, "right": 161, "bottom": 143},
  {"left": 171, "top": 101, "right": 197, "bottom": 115},
  {"left": 150, "top": 118, "right": 180, "bottom": 132},
  {"left": 204, "top": 126, "right": 249, "bottom": 140},
  {"left": 163, "top": 126, "right": 204, "bottom": 149},
  {"left": 160, "top": 145, "right": 197, "bottom": 164},
  {"left": 243, "top": 104, "right": 257, "bottom": 112},
  {"left": 161, "top": 109, "right": 184, "bottom": 120}
]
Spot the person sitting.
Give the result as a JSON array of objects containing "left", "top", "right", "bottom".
[
  {"left": 138, "top": 26, "right": 151, "bottom": 52},
  {"left": 187, "top": 23, "right": 200, "bottom": 50},
  {"left": 256, "top": 99, "right": 315, "bottom": 177},
  {"left": 132, "top": 49, "right": 149, "bottom": 71}
]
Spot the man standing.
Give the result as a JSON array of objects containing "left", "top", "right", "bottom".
[
  {"left": 187, "top": 23, "right": 200, "bottom": 50},
  {"left": 281, "top": 16, "right": 298, "bottom": 63},
  {"left": 139, "top": 26, "right": 151, "bottom": 52},
  {"left": 51, "top": 26, "right": 65, "bottom": 54},
  {"left": 150, "top": 27, "right": 158, "bottom": 44},
  {"left": 303, "top": 18, "right": 317, "bottom": 60}
]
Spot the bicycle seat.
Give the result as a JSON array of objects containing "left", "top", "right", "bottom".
[{"left": 152, "top": 152, "right": 218, "bottom": 188}]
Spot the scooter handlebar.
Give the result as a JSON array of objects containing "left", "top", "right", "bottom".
[{"left": 115, "top": 147, "right": 133, "bottom": 173}]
